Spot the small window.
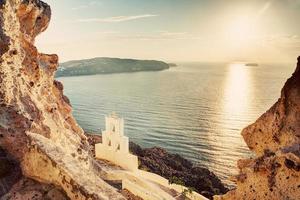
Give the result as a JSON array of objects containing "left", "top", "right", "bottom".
[
  {"left": 117, "top": 144, "right": 120, "bottom": 150},
  {"left": 108, "top": 140, "right": 111, "bottom": 146},
  {"left": 112, "top": 125, "right": 115, "bottom": 132}
]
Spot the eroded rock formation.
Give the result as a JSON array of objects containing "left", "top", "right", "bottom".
[
  {"left": 215, "top": 57, "right": 300, "bottom": 200},
  {"left": 1, "top": 177, "right": 70, "bottom": 200},
  {"left": 0, "top": 0, "right": 125, "bottom": 199},
  {"left": 0, "top": 147, "right": 22, "bottom": 197}
]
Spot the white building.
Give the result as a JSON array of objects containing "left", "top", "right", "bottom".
[
  {"left": 95, "top": 113, "right": 138, "bottom": 171},
  {"left": 95, "top": 113, "right": 207, "bottom": 200}
]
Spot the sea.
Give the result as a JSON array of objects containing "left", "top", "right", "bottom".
[{"left": 58, "top": 62, "right": 295, "bottom": 186}]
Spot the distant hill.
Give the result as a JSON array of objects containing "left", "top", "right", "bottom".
[
  {"left": 167, "top": 63, "right": 178, "bottom": 67},
  {"left": 56, "top": 57, "right": 171, "bottom": 77}
]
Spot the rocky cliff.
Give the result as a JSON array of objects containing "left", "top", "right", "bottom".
[
  {"left": 215, "top": 57, "right": 300, "bottom": 200},
  {"left": 0, "top": 0, "right": 125, "bottom": 199},
  {"left": 129, "top": 143, "right": 228, "bottom": 199}
]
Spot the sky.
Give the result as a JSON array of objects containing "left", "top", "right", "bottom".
[{"left": 36, "top": 0, "right": 300, "bottom": 63}]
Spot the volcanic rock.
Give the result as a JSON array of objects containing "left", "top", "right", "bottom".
[{"left": 0, "top": 1, "right": 125, "bottom": 199}]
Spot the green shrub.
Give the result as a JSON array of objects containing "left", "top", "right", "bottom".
[{"left": 168, "top": 176, "right": 195, "bottom": 199}]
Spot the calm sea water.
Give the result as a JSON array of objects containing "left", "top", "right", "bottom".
[{"left": 58, "top": 62, "right": 295, "bottom": 186}]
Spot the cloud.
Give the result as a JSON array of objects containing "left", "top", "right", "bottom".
[
  {"left": 96, "top": 31, "right": 119, "bottom": 35},
  {"left": 98, "top": 31, "right": 201, "bottom": 41},
  {"left": 159, "top": 31, "right": 188, "bottom": 36},
  {"left": 258, "top": 1, "right": 272, "bottom": 17},
  {"left": 78, "top": 14, "right": 158, "bottom": 23},
  {"left": 263, "top": 34, "right": 300, "bottom": 51}
]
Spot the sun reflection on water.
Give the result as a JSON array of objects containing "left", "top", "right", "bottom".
[
  {"left": 223, "top": 63, "right": 253, "bottom": 117},
  {"left": 211, "top": 63, "right": 253, "bottom": 184}
]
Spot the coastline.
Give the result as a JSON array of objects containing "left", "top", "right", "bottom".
[
  {"left": 55, "top": 67, "right": 170, "bottom": 78},
  {"left": 56, "top": 57, "right": 171, "bottom": 78}
]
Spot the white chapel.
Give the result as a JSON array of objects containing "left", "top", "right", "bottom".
[
  {"left": 95, "top": 113, "right": 138, "bottom": 171},
  {"left": 95, "top": 113, "right": 207, "bottom": 200}
]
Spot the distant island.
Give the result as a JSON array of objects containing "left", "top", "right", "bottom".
[
  {"left": 55, "top": 57, "right": 172, "bottom": 77},
  {"left": 245, "top": 63, "right": 259, "bottom": 67},
  {"left": 167, "top": 63, "right": 178, "bottom": 67}
]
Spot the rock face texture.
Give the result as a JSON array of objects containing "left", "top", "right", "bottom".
[
  {"left": 1, "top": 177, "right": 70, "bottom": 200},
  {"left": 0, "top": 146, "right": 69, "bottom": 200},
  {"left": 0, "top": 147, "right": 22, "bottom": 197},
  {"left": 215, "top": 57, "right": 300, "bottom": 200},
  {"left": 0, "top": 1, "right": 125, "bottom": 199}
]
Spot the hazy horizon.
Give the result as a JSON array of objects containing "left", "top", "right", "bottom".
[
  {"left": 58, "top": 56, "right": 296, "bottom": 65},
  {"left": 36, "top": 0, "right": 300, "bottom": 63}
]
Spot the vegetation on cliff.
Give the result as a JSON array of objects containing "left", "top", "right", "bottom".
[
  {"left": 130, "top": 143, "right": 228, "bottom": 199},
  {"left": 56, "top": 57, "right": 170, "bottom": 77}
]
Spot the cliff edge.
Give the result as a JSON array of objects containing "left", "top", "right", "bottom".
[
  {"left": 215, "top": 57, "right": 300, "bottom": 199},
  {"left": 0, "top": 0, "right": 125, "bottom": 199}
]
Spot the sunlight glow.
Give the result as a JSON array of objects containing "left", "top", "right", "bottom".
[
  {"left": 225, "top": 15, "right": 259, "bottom": 47},
  {"left": 212, "top": 63, "right": 253, "bottom": 177},
  {"left": 223, "top": 63, "right": 252, "bottom": 117},
  {"left": 35, "top": 1, "right": 299, "bottom": 62}
]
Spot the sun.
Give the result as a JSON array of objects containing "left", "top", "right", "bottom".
[
  {"left": 230, "top": 17, "right": 252, "bottom": 39},
  {"left": 225, "top": 15, "right": 259, "bottom": 46}
]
